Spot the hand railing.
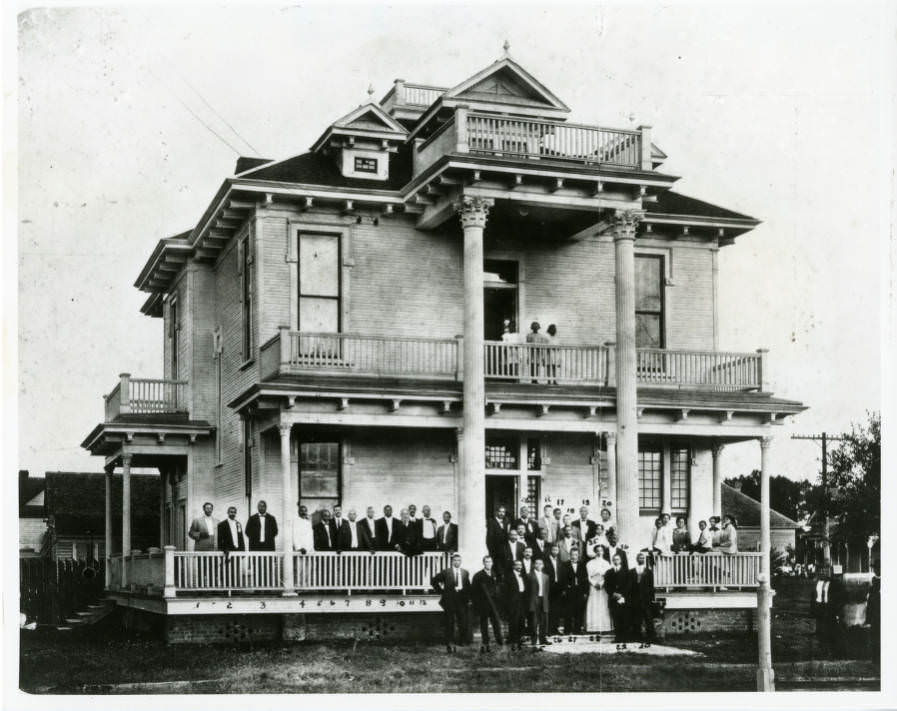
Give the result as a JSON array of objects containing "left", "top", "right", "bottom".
[
  {"left": 104, "top": 373, "right": 188, "bottom": 418},
  {"left": 653, "top": 552, "right": 763, "bottom": 590},
  {"left": 484, "top": 341, "right": 609, "bottom": 385},
  {"left": 636, "top": 349, "right": 764, "bottom": 391}
]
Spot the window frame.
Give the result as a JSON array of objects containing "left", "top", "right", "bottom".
[
  {"left": 297, "top": 440, "right": 342, "bottom": 503},
  {"left": 168, "top": 296, "right": 179, "bottom": 380},
  {"left": 240, "top": 235, "right": 254, "bottom": 362},
  {"left": 353, "top": 156, "right": 378, "bottom": 173},
  {"left": 298, "top": 232, "right": 342, "bottom": 334},
  {"left": 638, "top": 445, "right": 663, "bottom": 513},
  {"left": 634, "top": 253, "right": 666, "bottom": 350},
  {"left": 670, "top": 447, "right": 691, "bottom": 512}
]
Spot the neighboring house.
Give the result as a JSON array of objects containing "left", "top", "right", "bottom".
[
  {"left": 796, "top": 513, "right": 880, "bottom": 574},
  {"left": 18, "top": 470, "right": 160, "bottom": 561},
  {"left": 80, "top": 53, "right": 807, "bottom": 642},
  {"left": 720, "top": 483, "right": 798, "bottom": 552}
]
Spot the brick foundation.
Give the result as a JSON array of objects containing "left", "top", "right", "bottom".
[{"left": 661, "top": 608, "right": 755, "bottom": 636}]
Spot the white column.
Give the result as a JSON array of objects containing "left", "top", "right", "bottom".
[
  {"left": 613, "top": 210, "right": 642, "bottom": 546},
  {"left": 455, "top": 195, "right": 493, "bottom": 564},
  {"left": 280, "top": 422, "right": 296, "bottom": 596},
  {"left": 757, "top": 435, "right": 775, "bottom": 691},
  {"left": 712, "top": 441, "right": 724, "bottom": 517},
  {"left": 121, "top": 453, "right": 132, "bottom": 589},
  {"left": 159, "top": 468, "right": 167, "bottom": 547},
  {"left": 104, "top": 466, "right": 113, "bottom": 588},
  {"left": 661, "top": 442, "right": 672, "bottom": 516}
]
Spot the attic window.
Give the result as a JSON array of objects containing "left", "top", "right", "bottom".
[{"left": 353, "top": 156, "right": 378, "bottom": 174}]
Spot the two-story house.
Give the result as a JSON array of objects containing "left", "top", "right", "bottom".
[{"left": 82, "top": 54, "right": 805, "bottom": 643}]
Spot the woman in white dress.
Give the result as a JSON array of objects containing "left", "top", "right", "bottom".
[{"left": 585, "top": 544, "right": 613, "bottom": 633}]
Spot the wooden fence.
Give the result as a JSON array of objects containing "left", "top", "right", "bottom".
[
  {"left": 653, "top": 552, "right": 762, "bottom": 590},
  {"left": 20, "top": 558, "right": 105, "bottom": 625}
]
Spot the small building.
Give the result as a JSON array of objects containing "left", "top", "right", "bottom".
[
  {"left": 18, "top": 470, "right": 160, "bottom": 561},
  {"left": 721, "top": 483, "right": 798, "bottom": 552}
]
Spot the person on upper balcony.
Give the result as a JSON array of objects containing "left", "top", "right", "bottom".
[
  {"left": 650, "top": 516, "right": 671, "bottom": 558},
  {"left": 188, "top": 502, "right": 218, "bottom": 551},
  {"left": 672, "top": 516, "right": 691, "bottom": 553},
  {"left": 718, "top": 514, "right": 739, "bottom": 554},
  {"left": 500, "top": 319, "right": 520, "bottom": 378},
  {"left": 245, "top": 500, "right": 278, "bottom": 552},
  {"left": 525, "top": 321, "right": 549, "bottom": 382},
  {"left": 375, "top": 504, "right": 400, "bottom": 551},
  {"left": 313, "top": 508, "right": 337, "bottom": 551},
  {"left": 545, "top": 324, "right": 560, "bottom": 384},
  {"left": 292, "top": 503, "right": 314, "bottom": 554}
]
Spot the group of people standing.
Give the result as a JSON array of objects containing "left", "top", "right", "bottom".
[
  {"left": 429, "top": 503, "right": 657, "bottom": 653},
  {"left": 188, "top": 500, "right": 459, "bottom": 555},
  {"left": 649, "top": 512, "right": 739, "bottom": 556}
]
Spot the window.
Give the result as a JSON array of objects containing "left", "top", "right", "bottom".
[
  {"left": 299, "top": 442, "right": 340, "bottom": 500},
  {"left": 526, "top": 437, "right": 542, "bottom": 471},
  {"left": 670, "top": 448, "right": 690, "bottom": 511},
  {"left": 525, "top": 476, "right": 541, "bottom": 509},
  {"left": 638, "top": 447, "right": 662, "bottom": 510},
  {"left": 353, "top": 156, "right": 378, "bottom": 173},
  {"left": 483, "top": 259, "right": 518, "bottom": 341},
  {"left": 485, "top": 434, "right": 518, "bottom": 470},
  {"left": 240, "top": 236, "right": 253, "bottom": 361},
  {"left": 635, "top": 255, "right": 664, "bottom": 349},
  {"left": 169, "top": 297, "right": 179, "bottom": 379},
  {"left": 299, "top": 233, "right": 340, "bottom": 333}
]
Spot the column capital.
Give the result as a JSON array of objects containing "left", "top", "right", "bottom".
[
  {"left": 605, "top": 430, "right": 617, "bottom": 444},
  {"left": 612, "top": 209, "right": 645, "bottom": 241},
  {"left": 760, "top": 435, "right": 774, "bottom": 450},
  {"left": 278, "top": 423, "right": 292, "bottom": 438},
  {"left": 454, "top": 196, "right": 494, "bottom": 229},
  {"left": 121, "top": 453, "right": 132, "bottom": 467},
  {"left": 711, "top": 440, "right": 725, "bottom": 457}
]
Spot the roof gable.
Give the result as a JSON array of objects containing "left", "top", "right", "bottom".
[
  {"left": 444, "top": 58, "right": 569, "bottom": 112},
  {"left": 332, "top": 103, "right": 408, "bottom": 135}
]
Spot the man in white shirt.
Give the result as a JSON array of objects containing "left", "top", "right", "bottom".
[
  {"left": 359, "top": 506, "right": 377, "bottom": 551},
  {"left": 521, "top": 546, "right": 535, "bottom": 575},
  {"left": 217, "top": 506, "right": 245, "bottom": 553},
  {"left": 292, "top": 504, "right": 314, "bottom": 554},
  {"left": 407, "top": 504, "right": 418, "bottom": 521},
  {"left": 528, "top": 558, "right": 551, "bottom": 647},
  {"left": 418, "top": 504, "right": 438, "bottom": 551},
  {"left": 375, "top": 505, "right": 399, "bottom": 551}
]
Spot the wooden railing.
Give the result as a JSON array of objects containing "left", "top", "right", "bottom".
[
  {"left": 484, "top": 341, "right": 609, "bottom": 385},
  {"left": 653, "top": 552, "right": 763, "bottom": 590},
  {"left": 636, "top": 349, "right": 766, "bottom": 391},
  {"left": 466, "top": 112, "right": 643, "bottom": 169},
  {"left": 104, "top": 373, "right": 188, "bottom": 419},
  {"left": 107, "top": 551, "right": 165, "bottom": 593},
  {"left": 293, "top": 552, "right": 449, "bottom": 593},
  {"left": 403, "top": 83, "right": 444, "bottom": 107},
  {"left": 261, "top": 328, "right": 460, "bottom": 381},
  {"left": 170, "top": 551, "right": 283, "bottom": 594}
]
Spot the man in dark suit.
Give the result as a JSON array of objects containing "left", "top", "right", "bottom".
[
  {"left": 605, "top": 528, "right": 629, "bottom": 570},
  {"left": 358, "top": 506, "right": 378, "bottom": 552},
  {"left": 436, "top": 510, "right": 458, "bottom": 552},
  {"left": 514, "top": 505, "right": 538, "bottom": 546},
  {"left": 559, "top": 547, "right": 590, "bottom": 634},
  {"left": 531, "top": 528, "right": 550, "bottom": 561},
  {"left": 331, "top": 506, "right": 351, "bottom": 550},
  {"left": 430, "top": 553, "right": 471, "bottom": 653},
  {"left": 418, "top": 505, "right": 439, "bottom": 551},
  {"left": 471, "top": 555, "right": 504, "bottom": 652},
  {"left": 245, "top": 500, "right": 278, "bottom": 551},
  {"left": 605, "top": 552, "right": 633, "bottom": 649},
  {"left": 486, "top": 506, "right": 511, "bottom": 567},
  {"left": 313, "top": 508, "right": 337, "bottom": 551},
  {"left": 629, "top": 551, "right": 656, "bottom": 647},
  {"left": 527, "top": 558, "right": 551, "bottom": 647},
  {"left": 375, "top": 505, "right": 400, "bottom": 551},
  {"left": 501, "top": 529, "right": 526, "bottom": 577},
  {"left": 394, "top": 508, "right": 421, "bottom": 556},
  {"left": 338, "top": 509, "right": 361, "bottom": 551},
  {"left": 571, "top": 506, "right": 597, "bottom": 547},
  {"left": 505, "top": 559, "right": 528, "bottom": 650},
  {"left": 217, "top": 506, "right": 245, "bottom": 553},
  {"left": 543, "top": 542, "right": 563, "bottom": 634}
]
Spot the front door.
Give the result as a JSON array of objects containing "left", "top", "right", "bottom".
[{"left": 485, "top": 475, "right": 517, "bottom": 519}]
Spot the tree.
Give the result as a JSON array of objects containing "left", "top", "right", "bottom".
[
  {"left": 723, "top": 471, "right": 820, "bottom": 522},
  {"left": 826, "top": 411, "right": 880, "bottom": 543}
]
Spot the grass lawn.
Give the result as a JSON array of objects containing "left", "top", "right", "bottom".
[{"left": 18, "top": 578, "right": 879, "bottom": 694}]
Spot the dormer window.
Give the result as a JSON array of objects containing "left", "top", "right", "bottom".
[{"left": 354, "top": 156, "right": 378, "bottom": 174}]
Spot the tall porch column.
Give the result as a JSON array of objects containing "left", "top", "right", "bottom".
[
  {"left": 280, "top": 422, "right": 297, "bottom": 596},
  {"left": 712, "top": 441, "right": 724, "bottom": 517},
  {"left": 104, "top": 465, "right": 113, "bottom": 588},
  {"left": 604, "top": 432, "right": 617, "bottom": 518},
  {"left": 121, "top": 453, "right": 132, "bottom": 588},
  {"left": 455, "top": 195, "right": 493, "bottom": 564},
  {"left": 612, "top": 210, "right": 642, "bottom": 546},
  {"left": 757, "top": 435, "right": 775, "bottom": 691}
]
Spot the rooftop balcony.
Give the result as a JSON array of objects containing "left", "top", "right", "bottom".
[
  {"left": 260, "top": 329, "right": 768, "bottom": 392},
  {"left": 414, "top": 106, "right": 650, "bottom": 178}
]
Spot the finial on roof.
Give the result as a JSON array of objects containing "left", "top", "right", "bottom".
[
  {"left": 367, "top": 84, "right": 375, "bottom": 100},
  {"left": 502, "top": 39, "right": 511, "bottom": 57},
  {"left": 628, "top": 112, "right": 636, "bottom": 125}
]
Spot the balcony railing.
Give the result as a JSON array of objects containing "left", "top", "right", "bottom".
[
  {"left": 104, "top": 373, "right": 188, "bottom": 420},
  {"left": 466, "top": 112, "right": 643, "bottom": 169},
  {"left": 261, "top": 330, "right": 767, "bottom": 392},
  {"left": 653, "top": 552, "right": 763, "bottom": 590},
  {"left": 484, "top": 341, "right": 609, "bottom": 385},
  {"left": 636, "top": 348, "right": 766, "bottom": 391},
  {"left": 261, "top": 328, "right": 460, "bottom": 381}
]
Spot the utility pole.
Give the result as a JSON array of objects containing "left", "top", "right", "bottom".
[{"left": 792, "top": 433, "right": 844, "bottom": 569}]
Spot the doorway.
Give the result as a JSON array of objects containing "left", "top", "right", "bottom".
[
  {"left": 485, "top": 476, "right": 517, "bottom": 518},
  {"left": 483, "top": 259, "right": 518, "bottom": 340}
]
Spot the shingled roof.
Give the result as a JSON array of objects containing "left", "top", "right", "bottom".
[
  {"left": 722, "top": 483, "right": 799, "bottom": 529},
  {"left": 237, "top": 149, "right": 411, "bottom": 190},
  {"left": 651, "top": 191, "right": 757, "bottom": 222}
]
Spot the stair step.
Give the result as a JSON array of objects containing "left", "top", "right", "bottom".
[
  {"left": 56, "top": 626, "right": 73, "bottom": 631},
  {"left": 87, "top": 604, "right": 107, "bottom": 610},
  {"left": 64, "top": 618, "right": 85, "bottom": 625},
  {"left": 76, "top": 611, "right": 94, "bottom": 617}
]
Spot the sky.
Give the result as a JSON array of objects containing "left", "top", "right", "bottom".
[{"left": 11, "top": 1, "right": 893, "bottom": 483}]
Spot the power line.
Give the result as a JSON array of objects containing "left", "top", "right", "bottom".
[
  {"left": 146, "top": 66, "right": 244, "bottom": 157},
  {"left": 791, "top": 432, "right": 846, "bottom": 566},
  {"left": 174, "top": 72, "right": 261, "bottom": 157}
]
